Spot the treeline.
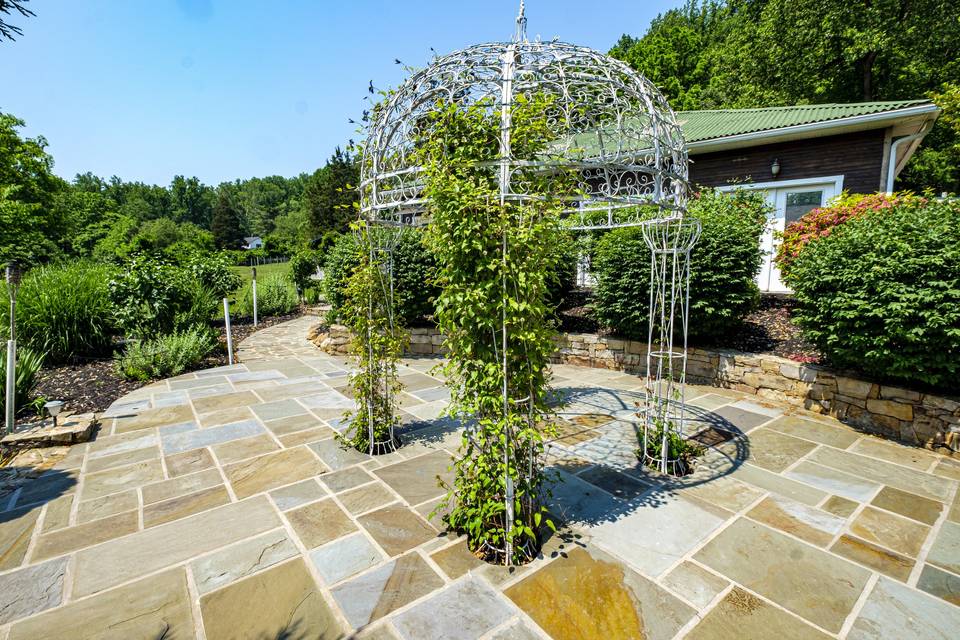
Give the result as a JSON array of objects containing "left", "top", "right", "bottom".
[
  {"left": 610, "top": 0, "right": 960, "bottom": 194},
  {"left": 0, "top": 111, "right": 358, "bottom": 266}
]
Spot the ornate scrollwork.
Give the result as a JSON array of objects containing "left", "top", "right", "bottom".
[{"left": 360, "top": 40, "right": 689, "bottom": 230}]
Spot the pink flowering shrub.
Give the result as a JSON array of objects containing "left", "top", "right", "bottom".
[{"left": 775, "top": 192, "right": 925, "bottom": 274}]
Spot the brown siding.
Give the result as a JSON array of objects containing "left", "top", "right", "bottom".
[{"left": 689, "top": 128, "right": 887, "bottom": 194}]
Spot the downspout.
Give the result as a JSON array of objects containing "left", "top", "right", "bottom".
[{"left": 886, "top": 122, "right": 931, "bottom": 194}]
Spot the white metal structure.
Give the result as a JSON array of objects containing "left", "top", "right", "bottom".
[{"left": 357, "top": 1, "right": 698, "bottom": 559}]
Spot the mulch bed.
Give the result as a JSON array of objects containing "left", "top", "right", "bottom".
[
  {"left": 27, "top": 294, "right": 820, "bottom": 423},
  {"left": 697, "top": 296, "right": 823, "bottom": 363},
  {"left": 557, "top": 288, "right": 823, "bottom": 363},
  {"left": 28, "top": 310, "right": 306, "bottom": 420}
]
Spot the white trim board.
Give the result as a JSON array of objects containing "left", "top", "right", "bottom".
[{"left": 716, "top": 175, "right": 845, "bottom": 195}]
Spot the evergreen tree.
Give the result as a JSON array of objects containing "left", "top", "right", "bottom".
[
  {"left": 303, "top": 147, "right": 359, "bottom": 241},
  {"left": 210, "top": 190, "right": 245, "bottom": 249}
]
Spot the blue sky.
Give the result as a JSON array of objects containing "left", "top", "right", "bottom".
[{"left": 1, "top": 0, "right": 676, "bottom": 185}]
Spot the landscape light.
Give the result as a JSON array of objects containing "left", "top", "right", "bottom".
[{"left": 43, "top": 400, "right": 64, "bottom": 427}]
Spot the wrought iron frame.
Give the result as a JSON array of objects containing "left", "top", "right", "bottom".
[{"left": 356, "top": 1, "right": 699, "bottom": 561}]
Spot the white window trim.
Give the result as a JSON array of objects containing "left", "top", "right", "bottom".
[{"left": 714, "top": 175, "right": 845, "bottom": 196}]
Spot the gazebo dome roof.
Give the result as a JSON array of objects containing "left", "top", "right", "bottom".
[{"left": 360, "top": 37, "right": 689, "bottom": 229}]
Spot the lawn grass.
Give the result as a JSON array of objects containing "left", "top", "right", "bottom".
[{"left": 229, "top": 261, "right": 290, "bottom": 287}]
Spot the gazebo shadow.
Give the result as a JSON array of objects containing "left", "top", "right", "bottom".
[
  {"left": 541, "top": 384, "right": 752, "bottom": 528},
  {"left": 0, "top": 467, "right": 78, "bottom": 520}
]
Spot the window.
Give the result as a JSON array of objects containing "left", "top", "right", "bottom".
[{"left": 784, "top": 190, "right": 824, "bottom": 225}]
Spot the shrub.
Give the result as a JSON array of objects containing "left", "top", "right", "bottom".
[
  {"left": 321, "top": 232, "right": 360, "bottom": 317},
  {"left": 547, "top": 230, "right": 578, "bottom": 306},
  {"left": 0, "top": 347, "right": 44, "bottom": 417},
  {"left": 1, "top": 261, "right": 115, "bottom": 361},
  {"left": 109, "top": 254, "right": 218, "bottom": 338},
  {"left": 591, "top": 189, "right": 768, "bottom": 339},
  {"left": 236, "top": 274, "right": 297, "bottom": 318},
  {"left": 288, "top": 249, "right": 322, "bottom": 292},
  {"left": 782, "top": 197, "right": 960, "bottom": 387},
  {"left": 115, "top": 327, "right": 216, "bottom": 381},
  {"left": 182, "top": 252, "right": 243, "bottom": 298},
  {"left": 777, "top": 192, "right": 923, "bottom": 275},
  {"left": 323, "top": 228, "right": 438, "bottom": 326}
]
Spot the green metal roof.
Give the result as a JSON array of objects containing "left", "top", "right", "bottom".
[{"left": 676, "top": 100, "right": 934, "bottom": 144}]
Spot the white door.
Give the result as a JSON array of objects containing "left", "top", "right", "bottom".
[{"left": 758, "top": 183, "right": 837, "bottom": 292}]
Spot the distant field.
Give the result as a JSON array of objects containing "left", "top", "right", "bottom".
[{"left": 229, "top": 261, "right": 290, "bottom": 287}]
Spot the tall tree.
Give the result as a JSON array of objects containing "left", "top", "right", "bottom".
[
  {"left": 303, "top": 148, "right": 359, "bottom": 240},
  {"left": 611, "top": 0, "right": 960, "bottom": 192},
  {"left": 0, "top": 112, "right": 63, "bottom": 263},
  {"left": 0, "top": 0, "right": 33, "bottom": 42},
  {"left": 170, "top": 175, "right": 215, "bottom": 228},
  {"left": 210, "top": 190, "right": 245, "bottom": 250}
]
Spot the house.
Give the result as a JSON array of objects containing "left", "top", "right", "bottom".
[
  {"left": 243, "top": 236, "right": 263, "bottom": 250},
  {"left": 678, "top": 100, "right": 941, "bottom": 292}
]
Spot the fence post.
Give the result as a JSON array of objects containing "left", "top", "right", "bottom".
[
  {"left": 223, "top": 298, "right": 234, "bottom": 366},
  {"left": 252, "top": 267, "right": 258, "bottom": 327}
]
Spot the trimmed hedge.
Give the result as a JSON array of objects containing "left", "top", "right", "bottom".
[
  {"left": 591, "top": 189, "right": 768, "bottom": 339},
  {"left": 781, "top": 197, "right": 960, "bottom": 387}
]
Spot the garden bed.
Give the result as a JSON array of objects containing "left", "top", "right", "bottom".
[
  {"left": 557, "top": 289, "right": 822, "bottom": 364},
  {"left": 25, "top": 310, "right": 304, "bottom": 422}
]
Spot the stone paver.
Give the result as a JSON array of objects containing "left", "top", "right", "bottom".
[
  {"left": 200, "top": 558, "right": 344, "bottom": 639},
  {"left": 310, "top": 532, "right": 384, "bottom": 585},
  {"left": 8, "top": 567, "right": 194, "bottom": 640},
  {"left": 848, "top": 576, "right": 960, "bottom": 639},
  {"left": 191, "top": 529, "right": 299, "bottom": 594},
  {"left": 506, "top": 546, "right": 694, "bottom": 640},
  {"left": 0, "top": 557, "right": 67, "bottom": 624},
  {"left": 332, "top": 552, "right": 444, "bottom": 628},
  {"left": 686, "top": 587, "right": 831, "bottom": 639},
  {"left": 696, "top": 518, "right": 870, "bottom": 632},
  {"left": 393, "top": 577, "right": 513, "bottom": 640},
  {"left": 0, "top": 315, "right": 954, "bottom": 639},
  {"left": 287, "top": 498, "right": 357, "bottom": 548}
]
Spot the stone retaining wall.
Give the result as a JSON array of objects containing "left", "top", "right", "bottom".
[{"left": 307, "top": 322, "right": 960, "bottom": 452}]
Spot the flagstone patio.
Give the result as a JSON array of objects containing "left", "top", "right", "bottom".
[{"left": 0, "top": 315, "right": 958, "bottom": 639}]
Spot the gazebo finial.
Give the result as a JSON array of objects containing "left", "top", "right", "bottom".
[{"left": 514, "top": 0, "right": 527, "bottom": 42}]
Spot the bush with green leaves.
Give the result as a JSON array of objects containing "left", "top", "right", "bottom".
[
  {"left": 0, "top": 347, "right": 44, "bottom": 417},
  {"left": 236, "top": 274, "right": 297, "bottom": 318},
  {"left": 182, "top": 252, "right": 243, "bottom": 298},
  {"left": 1, "top": 261, "right": 115, "bottom": 361},
  {"left": 109, "top": 254, "right": 218, "bottom": 338},
  {"left": 323, "top": 228, "right": 438, "bottom": 326},
  {"left": 547, "top": 230, "right": 578, "bottom": 307},
  {"left": 115, "top": 327, "right": 216, "bottom": 381},
  {"left": 288, "top": 249, "right": 322, "bottom": 292},
  {"left": 781, "top": 197, "right": 960, "bottom": 388},
  {"left": 591, "top": 189, "right": 768, "bottom": 340}
]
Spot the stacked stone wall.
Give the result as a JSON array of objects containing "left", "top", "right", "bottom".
[{"left": 308, "top": 323, "right": 960, "bottom": 452}]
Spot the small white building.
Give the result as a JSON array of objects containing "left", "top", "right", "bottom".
[{"left": 243, "top": 236, "right": 263, "bottom": 250}]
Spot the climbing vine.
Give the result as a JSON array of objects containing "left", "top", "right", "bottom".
[
  {"left": 340, "top": 221, "right": 406, "bottom": 454},
  {"left": 417, "top": 95, "right": 571, "bottom": 564}
]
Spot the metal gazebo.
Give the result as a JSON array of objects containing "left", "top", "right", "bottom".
[{"left": 356, "top": 2, "right": 699, "bottom": 551}]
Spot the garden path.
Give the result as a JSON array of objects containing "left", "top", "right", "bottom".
[{"left": 0, "top": 316, "right": 957, "bottom": 639}]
